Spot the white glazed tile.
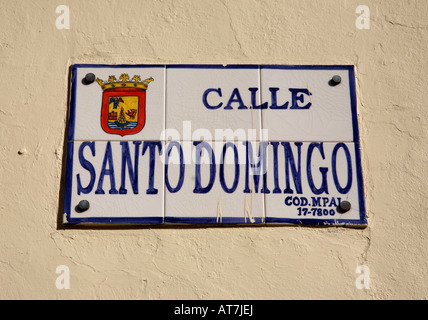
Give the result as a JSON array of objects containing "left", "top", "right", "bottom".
[
  {"left": 164, "top": 141, "right": 265, "bottom": 224},
  {"left": 71, "top": 65, "right": 165, "bottom": 141},
  {"left": 264, "top": 142, "right": 365, "bottom": 225},
  {"left": 260, "top": 67, "right": 356, "bottom": 142},
  {"left": 165, "top": 66, "right": 262, "bottom": 142},
  {"left": 65, "top": 140, "right": 164, "bottom": 223}
]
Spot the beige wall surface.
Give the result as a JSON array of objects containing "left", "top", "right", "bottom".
[{"left": 0, "top": 0, "right": 427, "bottom": 299}]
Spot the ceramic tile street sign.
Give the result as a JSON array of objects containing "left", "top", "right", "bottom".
[{"left": 63, "top": 64, "right": 366, "bottom": 226}]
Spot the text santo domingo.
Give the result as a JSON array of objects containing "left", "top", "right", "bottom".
[{"left": 75, "top": 140, "right": 354, "bottom": 197}]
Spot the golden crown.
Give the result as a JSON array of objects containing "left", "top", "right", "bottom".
[{"left": 96, "top": 74, "right": 154, "bottom": 90}]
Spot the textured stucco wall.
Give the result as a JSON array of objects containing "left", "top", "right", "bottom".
[{"left": 0, "top": 0, "right": 427, "bottom": 299}]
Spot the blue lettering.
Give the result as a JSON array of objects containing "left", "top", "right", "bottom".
[
  {"left": 248, "top": 87, "right": 268, "bottom": 109},
  {"left": 328, "top": 197, "right": 339, "bottom": 207},
  {"left": 243, "top": 141, "right": 270, "bottom": 194},
  {"left": 332, "top": 143, "right": 353, "bottom": 194},
  {"left": 193, "top": 141, "right": 216, "bottom": 193},
  {"left": 76, "top": 141, "right": 96, "bottom": 195},
  {"left": 202, "top": 88, "right": 223, "bottom": 110},
  {"left": 270, "top": 142, "right": 282, "bottom": 193},
  {"left": 142, "top": 141, "right": 163, "bottom": 195},
  {"left": 289, "top": 88, "right": 312, "bottom": 109},
  {"left": 282, "top": 142, "right": 302, "bottom": 194},
  {"left": 225, "top": 88, "right": 247, "bottom": 110},
  {"left": 269, "top": 88, "right": 289, "bottom": 109},
  {"left": 219, "top": 142, "right": 240, "bottom": 193},
  {"left": 95, "top": 142, "right": 118, "bottom": 194},
  {"left": 119, "top": 141, "right": 141, "bottom": 194},
  {"left": 307, "top": 142, "right": 329, "bottom": 195},
  {"left": 311, "top": 197, "right": 321, "bottom": 206},
  {"left": 165, "top": 141, "right": 185, "bottom": 193}
]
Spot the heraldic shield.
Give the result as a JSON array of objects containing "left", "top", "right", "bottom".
[{"left": 96, "top": 74, "right": 154, "bottom": 137}]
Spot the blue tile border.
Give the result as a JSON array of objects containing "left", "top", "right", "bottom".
[
  {"left": 65, "top": 217, "right": 164, "bottom": 224},
  {"left": 260, "top": 64, "right": 354, "bottom": 71},
  {"left": 264, "top": 217, "right": 367, "bottom": 227},
  {"left": 167, "top": 64, "right": 259, "bottom": 69},
  {"left": 354, "top": 142, "right": 367, "bottom": 225},
  {"left": 67, "top": 66, "right": 78, "bottom": 142},
  {"left": 63, "top": 141, "right": 74, "bottom": 222},
  {"left": 348, "top": 66, "right": 360, "bottom": 143},
  {"left": 165, "top": 217, "right": 265, "bottom": 224},
  {"left": 72, "top": 64, "right": 166, "bottom": 69}
]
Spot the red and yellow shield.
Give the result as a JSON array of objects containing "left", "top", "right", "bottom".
[{"left": 97, "top": 74, "right": 153, "bottom": 137}]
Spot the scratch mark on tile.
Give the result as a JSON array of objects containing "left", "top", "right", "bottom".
[
  {"left": 216, "top": 199, "right": 223, "bottom": 223},
  {"left": 244, "top": 195, "right": 255, "bottom": 223}
]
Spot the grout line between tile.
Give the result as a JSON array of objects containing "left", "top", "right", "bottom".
[{"left": 259, "top": 65, "right": 267, "bottom": 222}]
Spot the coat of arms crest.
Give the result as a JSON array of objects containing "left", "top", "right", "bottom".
[{"left": 96, "top": 74, "right": 153, "bottom": 136}]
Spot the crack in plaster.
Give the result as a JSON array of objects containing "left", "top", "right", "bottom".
[{"left": 220, "top": 0, "right": 248, "bottom": 57}]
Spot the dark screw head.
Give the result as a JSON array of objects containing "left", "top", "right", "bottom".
[
  {"left": 77, "top": 200, "right": 90, "bottom": 212},
  {"left": 329, "top": 75, "right": 342, "bottom": 86},
  {"left": 83, "top": 73, "right": 96, "bottom": 85},
  {"left": 338, "top": 200, "right": 351, "bottom": 213}
]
